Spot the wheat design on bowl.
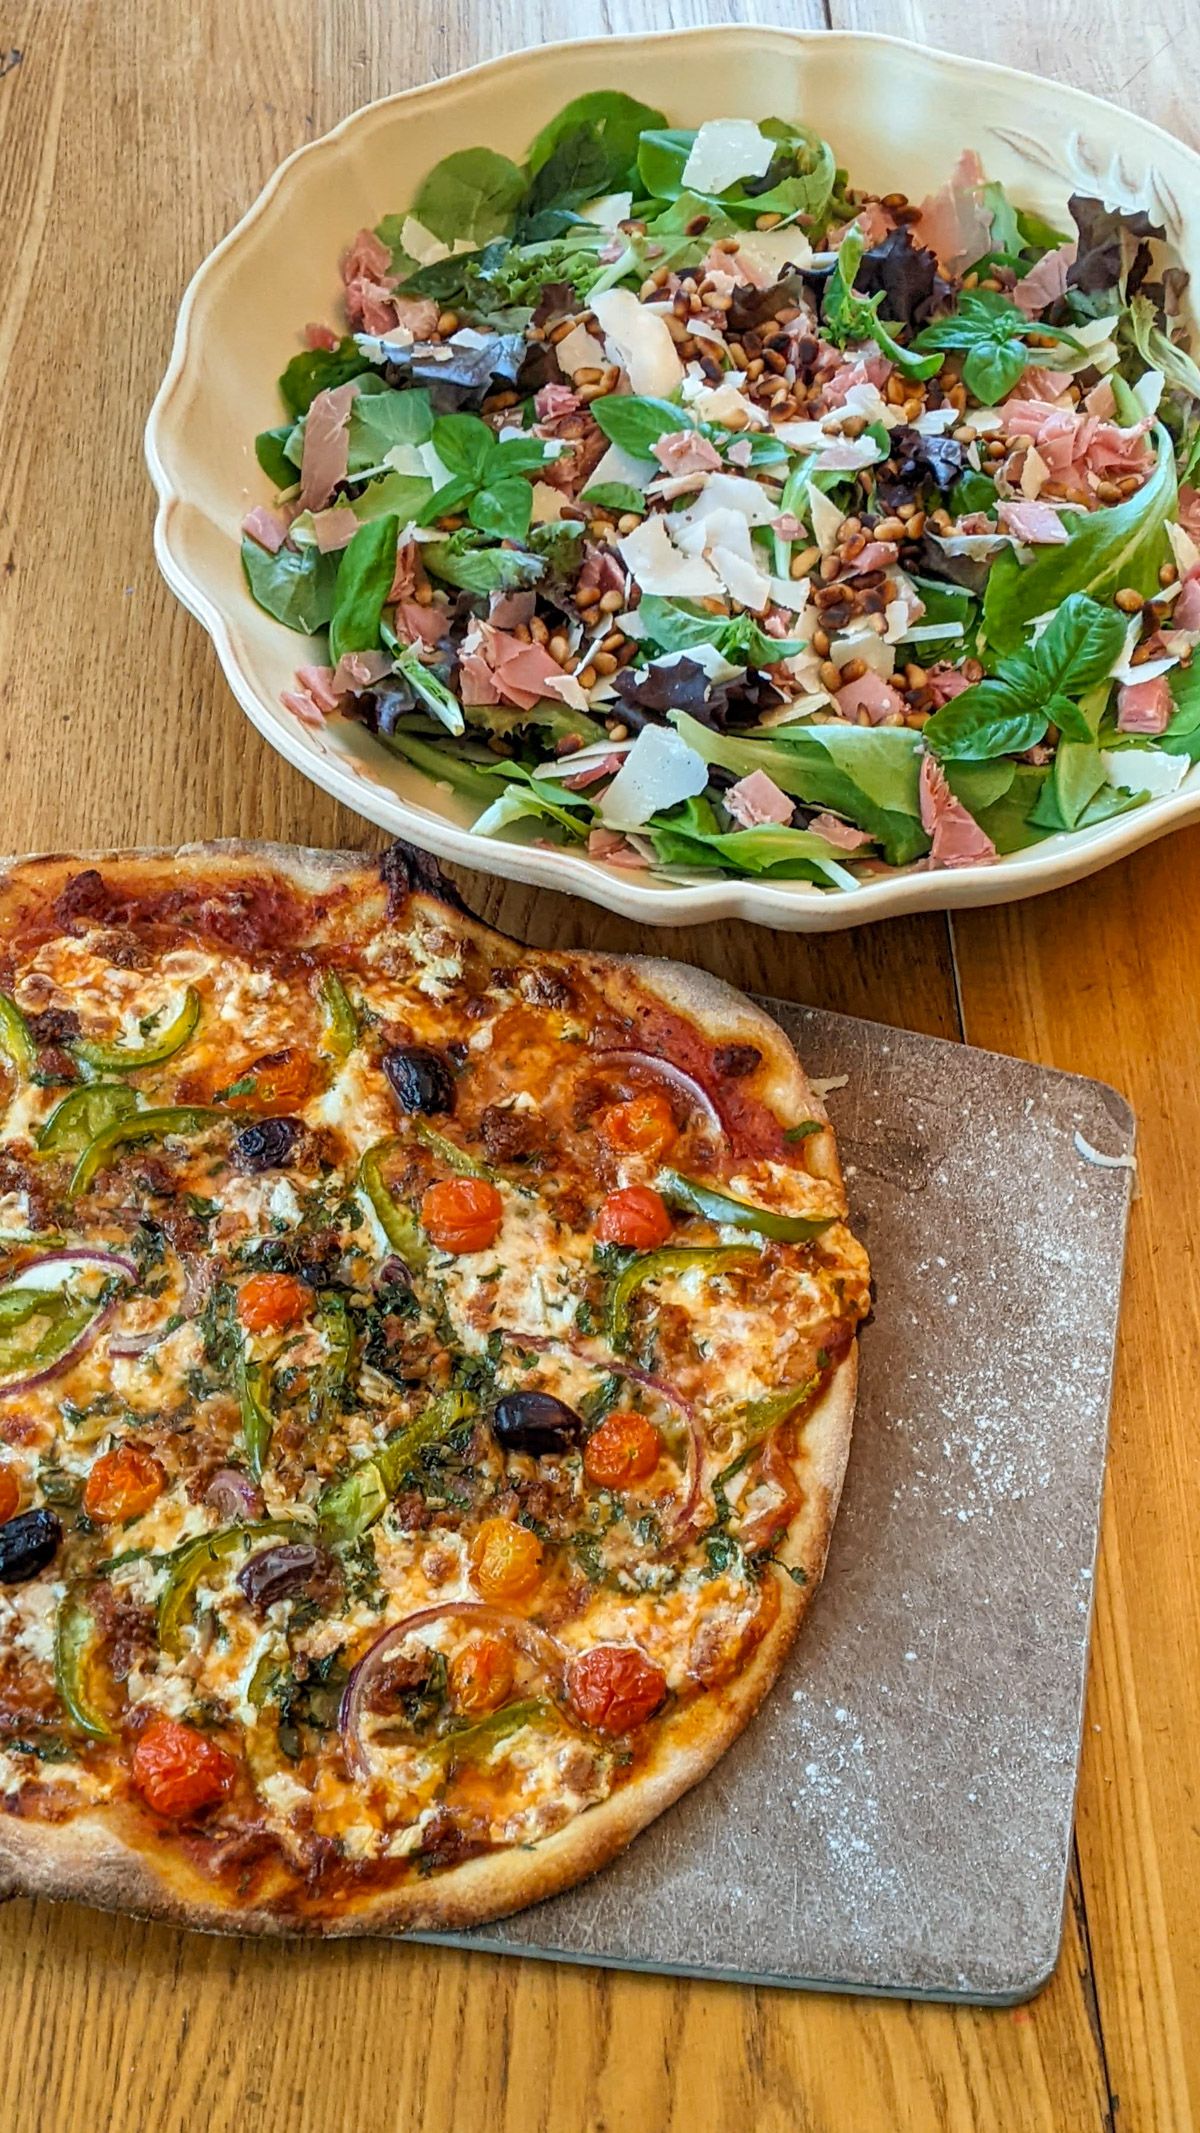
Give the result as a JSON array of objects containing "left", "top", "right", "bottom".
[{"left": 146, "top": 26, "right": 1200, "bottom": 932}]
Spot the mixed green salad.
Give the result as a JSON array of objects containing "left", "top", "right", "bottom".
[{"left": 241, "top": 92, "right": 1200, "bottom": 889}]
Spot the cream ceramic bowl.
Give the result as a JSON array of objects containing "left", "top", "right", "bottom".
[{"left": 146, "top": 26, "right": 1200, "bottom": 931}]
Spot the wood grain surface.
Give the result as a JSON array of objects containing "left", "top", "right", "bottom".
[{"left": 0, "top": 1, "right": 1193, "bottom": 2127}]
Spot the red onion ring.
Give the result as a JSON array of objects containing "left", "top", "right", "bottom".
[
  {"left": 108, "top": 1323, "right": 172, "bottom": 1358},
  {"left": 590, "top": 1050, "right": 725, "bottom": 1138},
  {"left": 205, "top": 1467, "right": 265, "bottom": 1521},
  {"left": 339, "top": 1602, "right": 570, "bottom": 1783},
  {"left": 0, "top": 1250, "right": 138, "bottom": 1398}
]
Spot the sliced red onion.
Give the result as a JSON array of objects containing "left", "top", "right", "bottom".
[
  {"left": 0, "top": 1250, "right": 138, "bottom": 1398},
  {"left": 205, "top": 1467, "right": 265, "bottom": 1521},
  {"left": 340, "top": 1602, "right": 570, "bottom": 1782},
  {"left": 591, "top": 1050, "right": 724, "bottom": 1138}
]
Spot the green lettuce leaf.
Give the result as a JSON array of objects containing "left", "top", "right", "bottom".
[{"left": 671, "top": 713, "right": 930, "bottom": 866}]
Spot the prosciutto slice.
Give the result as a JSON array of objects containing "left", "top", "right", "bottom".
[
  {"left": 298, "top": 379, "right": 360, "bottom": 512},
  {"left": 1117, "top": 675, "right": 1173, "bottom": 735},
  {"left": 724, "top": 770, "right": 794, "bottom": 828},
  {"left": 996, "top": 499, "right": 1069, "bottom": 545},
  {"left": 1013, "top": 240, "right": 1078, "bottom": 317},
  {"left": 912, "top": 150, "right": 993, "bottom": 276},
  {"left": 835, "top": 671, "right": 907, "bottom": 724},
  {"left": 919, "top": 755, "right": 996, "bottom": 869}
]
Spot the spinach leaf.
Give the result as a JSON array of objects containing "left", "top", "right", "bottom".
[
  {"left": 672, "top": 714, "right": 930, "bottom": 866},
  {"left": 982, "top": 429, "right": 1176, "bottom": 654},
  {"left": 349, "top": 470, "right": 433, "bottom": 525},
  {"left": 413, "top": 148, "right": 527, "bottom": 245},
  {"left": 523, "top": 129, "right": 612, "bottom": 222},
  {"left": 1029, "top": 739, "right": 1109, "bottom": 829},
  {"left": 1159, "top": 661, "right": 1200, "bottom": 754},
  {"left": 581, "top": 481, "right": 646, "bottom": 514},
  {"left": 327, "top": 515, "right": 399, "bottom": 666},
  {"left": 278, "top": 338, "right": 369, "bottom": 419},
  {"left": 255, "top": 425, "right": 298, "bottom": 487},
  {"left": 347, "top": 387, "right": 433, "bottom": 472},
  {"left": 649, "top": 817, "right": 858, "bottom": 887},
  {"left": 526, "top": 92, "right": 666, "bottom": 186},
  {"left": 591, "top": 394, "right": 694, "bottom": 458},
  {"left": 972, "top": 764, "right": 1054, "bottom": 850},
  {"left": 635, "top": 128, "right": 695, "bottom": 202},
  {"left": 241, "top": 538, "right": 339, "bottom": 635},
  {"left": 941, "top": 759, "right": 1016, "bottom": 813}
]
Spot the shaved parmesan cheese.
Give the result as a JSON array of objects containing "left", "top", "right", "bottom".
[
  {"left": 1134, "top": 367, "right": 1165, "bottom": 417},
  {"left": 590, "top": 288, "right": 683, "bottom": 397},
  {"left": 711, "top": 544, "right": 771, "bottom": 612},
  {"left": 911, "top": 407, "right": 959, "bottom": 436},
  {"left": 419, "top": 439, "right": 457, "bottom": 489},
  {"left": 1109, "top": 613, "right": 1178, "bottom": 685},
  {"left": 1020, "top": 445, "right": 1050, "bottom": 500},
  {"left": 808, "top": 485, "right": 844, "bottom": 556},
  {"left": 600, "top": 726, "right": 710, "bottom": 828},
  {"left": 734, "top": 224, "right": 814, "bottom": 279},
  {"left": 587, "top": 442, "right": 653, "bottom": 496},
  {"left": 1101, "top": 746, "right": 1189, "bottom": 798},
  {"left": 674, "top": 473, "right": 778, "bottom": 531},
  {"left": 580, "top": 191, "right": 632, "bottom": 227},
  {"left": 682, "top": 119, "right": 775, "bottom": 196},
  {"left": 767, "top": 573, "right": 811, "bottom": 613},
  {"left": 383, "top": 442, "right": 431, "bottom": 478},
  {"left": 617, "top": 514, "right": 723, "bottom": 598},
  {"left": 530, "top": 481, "right": 568, "bottom": 524},
  {"left": 399, "top": 215, "right": 476, "bottom": 268},
  {"left": 830, "top": 627, "right": 895, "bottom": 678},
  {"left": 681, "top": 379, "right": 768, "bottom": 431},
  {"left": 553, "top": 323, "right": 609, "bottom": 377}
]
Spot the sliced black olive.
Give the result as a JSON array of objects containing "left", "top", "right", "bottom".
[
  {"left": 0, "top": 1507, "right": 63, "bottom": 1583},
  {"left": 236, "top": 1540, "right": 327, "bottom": 1611},
  {"left": 383, "top": 1047, "right": 456, "bottom": 1117},
  {"left": 231, "top": 1116, "right": 303, "bottom": 1172},
  {"left": 491, "top": 1391, "right": 583, "bottom": 1456}
]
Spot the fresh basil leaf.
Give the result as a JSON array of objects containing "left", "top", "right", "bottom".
[
  {"left": 241, "top": 538, "right": 339, "bottom": 634},
  {"left": 908, "top": 576, "right": 977, "bottom": 630},
  {"left": 422, "top": 534, "right": 545, "bottom": 594},
  {"left": 431, "top": 412, "right": 496, "bottom": 481},
  {"left": 983, "top": 427, "right": 1176, "bottom": 655},
  {"left": 417, "top": 475, "right": 479, "bottom": 526},
  {"left": 488, "top": 435, "right": 551, "bottom": 477},
  {"left": 347, "top": 388, "right": 434, "bottom": 472},
  {"left": 914, "top": 289, "right": 1031, "bottom": 351},
  {"left": 255, "top": 426, "right": 298, "bottom": 487},
  {"left": 327, "top": 515, "right": 399, "bottom": 666},
  {"left": 963, "top": 337, "right": 1028, "bottom": 405},
  {"left": 591, "top": 394, "right": 693, "bottom": 458},
  {"left": 413, "top": 147, "right": 527, "bottom": 245},
  {"left": 278, "top": 339, "right": 369, "bottom": 419},
  {"left": 527, "top": 92, "right": 666, "bottom": 184},
  {"left": 468, "top": 477, "right": 533, "bottom": 542},
  {"left": 581, "top": 481, "right": 645, "bottom": 514},
  {"left": 923, "top": 677, "right": 1049, "bottom": 760},
  {"left": 1033, "top": 596, "right": 1126, "bottom": 700},
  {"left": 349, "top": 470, "right": 434, "bottom": 525},
  {"left": 950, "top": 470, "right": 1000, "bottom": 517}
]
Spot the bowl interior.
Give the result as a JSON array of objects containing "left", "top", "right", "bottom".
[{"left": 147, "top": 26, "right": 1200, "bottom": 929}]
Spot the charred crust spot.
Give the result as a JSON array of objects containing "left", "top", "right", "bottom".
[
  {"left": 53, "top": 869, "right": 119, "bottom": 932},
  {"left": 713, "top": 1043, "right": 762, "bottom": 1080},
  {"left": 379, "top": 840, "right": 468, "bottom": 920},
  {"left": 520, "top": 967, "right": 572, "bottom": 1010},
  {"left": 25, "top": 1007, "right": 82, "bottom": 1047}
]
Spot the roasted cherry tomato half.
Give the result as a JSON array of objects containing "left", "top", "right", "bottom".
[
  {"left": 237, "top": 1272, "right": 312, "bottom": 1334},
  {"left": 595, "top": 1186, "right": 672, "bottom": 1250},
  {"left": 131, "top": 1718, "right": 236, "bottom": 1819},
  {"left": 596, "top": 1092, "right": 678, "bottom": 1160},
  {"left": 231, "top": 1047, "right": 313, "bottom": 1116},
  {"left": 449, "top": 1635, "right": 517, "bottom": 1716},
  {"left": 568, "top": 1645, "right": 667, "bottom": 1734},
  {"left": 469, "top": 1516, "right": 543, "bottom": 1602},
  {"left": 584, "top": 1411, "right": 663, "bottom": 1489},
  {"left": 82, "top": 1445, "right": 166, "bottom": 1525},
  {"left": 421, "top": 1177, "right": 504, "bottom": 1255},
  {"left": 0, "top": 1464, "right": 20, "bottom": 1525}
]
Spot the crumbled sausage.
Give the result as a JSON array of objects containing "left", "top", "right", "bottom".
[
  {"left": 478, "top": 1104, "right": 539, "bottom": 1164},
  {"left": 25, "top": 1007, "right": 82, "bottom": 1046},
  {"left": 713, "top": 1043, "right": 762, "bottom": 1079}
]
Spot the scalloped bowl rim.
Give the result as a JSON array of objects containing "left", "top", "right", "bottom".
[{"left": 145, "top": 24, "right": 1200, "bottom": 932}]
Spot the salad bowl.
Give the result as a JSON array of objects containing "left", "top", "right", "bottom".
[{"left": 146, "top": 25, "right": 1200, "bottom": 930}]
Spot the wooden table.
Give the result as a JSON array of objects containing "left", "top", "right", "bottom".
[{"left": 0, "top": 0, "right": 1194, "bottom": 2125}]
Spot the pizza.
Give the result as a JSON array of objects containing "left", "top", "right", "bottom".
[{"left": 0, "top": 838, "right": 869, "bottom": 1935}]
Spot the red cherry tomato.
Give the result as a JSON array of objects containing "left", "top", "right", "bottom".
[
  {"left": 469, "top": 1517, "right": 543, "bottom": 1601},
  {"left": 231, "top": 1048, "right": 313, "bottom": 1115},
  {"left": 0, "top": 1465, "right": 20, "bottom": 1525},
  {"left": 584, "top": 1411, "right": 662, "bottom": 1489},
  {"left": 449, "top": 1636, "right": 516, "bottom": 1715},
  {"left": 568, "top": 1645, "right": 667, "bottom": 1734},
  {"left": 237, "top": 1272, "right": 312, "bottom": 1334},
  {"left": 596, "top": 1092, "right": 678, "bottom": 1160},
  {"left": 595, "top": 1186, "right": 672, "bottom": 1249},
  {"left": 82, "top": 1445, "right": 166, "bottom": 1525},
  {"left": 421, "top": 1177, "right": 504, "bottom": 1255},
  {"left": 131, "top": 1719, "right": 236, "bottom": 1819}
]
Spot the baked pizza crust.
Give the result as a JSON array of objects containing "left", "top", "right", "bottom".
[{"left": 0, "top": 839, "right": 860, "bottom": 1938}]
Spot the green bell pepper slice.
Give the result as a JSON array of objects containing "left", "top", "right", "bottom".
[
  {"left": 319, "top": 970, "right": 358, "bottom": 1059},
  {"left": 157, "top": 1519, "right": 301, "bottom": 1658},
  {"left": 412, "top": 1119, "right": 493, "bottom": 1179},
  {"left": 318, "top": 1390, "right": 476, "bottom": 1546},
  {"left": 0, "top": 1279, "right": 117, "bottom": 1385},
  {"left": 359, "top": 1139, "right": 429, "bottom": 1269},
  {"left": 55, "top": 1587, "right": 115, "bottom": 1740},
  {"left": 607, "top": 1244, "right": 760, "bottom": 1350},
  {"left": 37, "top": 1083, "right": 140, "bottom": 1154},
  {"left": 0, "top": 993, "right": 36, "bottom": 1078},
  {"left": 657, "top": 1169, "right": 837, "bottom": 1244},
  {"left": 68, "top": 1104, "right": 229, "bottom": 1198},
  {"left": 430, "top": 1698, "right": 551, "bottom": 1768},
  {"left": 237, "top": 1351, "right": 274, "bottom": 1479},
  {"left": 72, "top": 986, "right": 202, "bottom": 1074}
]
